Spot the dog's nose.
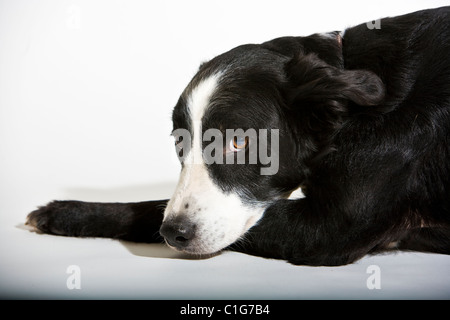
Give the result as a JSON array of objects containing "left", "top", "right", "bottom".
[{"left": 159, "top": 218, "right": 196, "bottom": 249}]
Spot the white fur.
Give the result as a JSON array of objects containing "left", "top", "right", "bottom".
[
  {"left": 288, "top": 186, "right": 305, "bottom": 200},
  {"left": 163, "top": 73, "right": 265, "bottom": 254}
]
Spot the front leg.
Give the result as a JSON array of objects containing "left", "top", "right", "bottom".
[
  {"left": 27, "top": 200, "right": 168, "bottom": 243},
  {"left": 229, "top": 198, "right": 390, "bottom": 266}
]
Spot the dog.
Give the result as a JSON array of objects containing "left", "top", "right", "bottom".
[{"left": 27, "top": 6, "right": 450, "bottom": 266}]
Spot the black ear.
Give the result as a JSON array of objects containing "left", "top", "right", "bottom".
[
  {"left": 284, "top": 53, "right": 385, "bottom": 158},
  {"left": 262, "top": 32, "right": 345, "bottom": 68},
  {"left": 286, "top": 53, "right": 385, "bottom": 109}
]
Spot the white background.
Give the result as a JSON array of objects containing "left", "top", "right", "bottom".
[{"left": 1, "top": 0, "right": 450, "bottom": 299}]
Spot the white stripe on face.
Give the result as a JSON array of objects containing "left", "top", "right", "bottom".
[{"left": 163, "top": 73, "right": 265, "bottom": 254}]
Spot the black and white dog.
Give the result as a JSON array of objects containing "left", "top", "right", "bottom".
[{"left": 27, "top": 7, "right": 450, "bottom": 266}]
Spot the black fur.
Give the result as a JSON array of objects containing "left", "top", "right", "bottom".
[
  {"left": 27, "top": 200, "right": 165, "bottom": 243},
  {"left": 27, "top": 7, "right": 450, "bottom": 266}
]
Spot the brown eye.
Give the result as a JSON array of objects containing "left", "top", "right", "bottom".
[
  {"left": 174, "top": 136, "right": 185, "bottom": 156},
  {"left": 174, "top": 136, "right": 183, "bottom": 148},
  {"left": 230, "top": 136, "right": 248, "bottom": 152}
]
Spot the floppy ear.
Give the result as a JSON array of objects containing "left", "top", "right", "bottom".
[
  {"left": 284, "top": 53, "right": 385, "bottom": 157},
  {"left": 286, "top": 53, "right": 385, "bottom": 123},
  {"left": 287, "top": 53, "right": 385, "bottom": 107}
]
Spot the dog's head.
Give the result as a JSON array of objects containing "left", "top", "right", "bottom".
[{"left": 159, "top": 32, "right": 385, "bottom": 255}]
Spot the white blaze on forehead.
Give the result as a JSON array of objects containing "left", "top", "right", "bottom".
[
  {"left": 188, "top": 73, "right": 222, "bottom": 130},
  {"left": 187, "top": 72, "right": 222, "bottom": 165}
]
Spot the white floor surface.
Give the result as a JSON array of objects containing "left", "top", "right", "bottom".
[{"left": 1, "top": 217, "right": 449, "bottom": 299}]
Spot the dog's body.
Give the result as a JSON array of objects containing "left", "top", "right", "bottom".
[{"left": 27, "top": 7, "right": 450, "bottom": 266}]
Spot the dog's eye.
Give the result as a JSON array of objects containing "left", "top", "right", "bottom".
[
  {"left": 229, "top": 136, "right": 248, "bottom": 152},
  {"left": 173, "top": 135, "right": 184, "bottom": 154},
  {"left": 174, "top": 136, "right": 183, "bottom": 149}
]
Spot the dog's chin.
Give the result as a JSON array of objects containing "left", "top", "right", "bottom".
[{"left": 163, "top": 239, "right": 231, "bottom": 258}]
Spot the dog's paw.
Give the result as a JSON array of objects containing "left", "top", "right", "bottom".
[{"left": 26, "top": 201, "right": 71, "bottom": 235}]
